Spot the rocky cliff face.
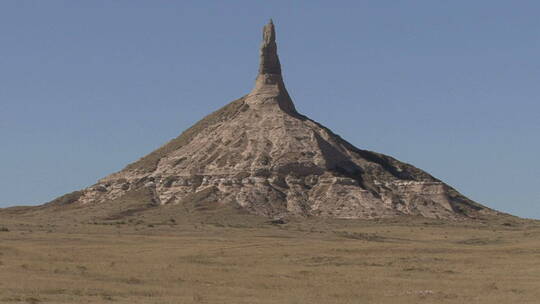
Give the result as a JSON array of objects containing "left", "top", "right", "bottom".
[{"left": 49, "top": 21, "right": 494, "bottom": 220}]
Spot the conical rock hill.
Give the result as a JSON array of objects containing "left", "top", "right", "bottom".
[{"left": 50, "top": 21, "right": 493, "bottom": 220}]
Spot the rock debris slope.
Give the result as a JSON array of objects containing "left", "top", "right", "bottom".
[{"left": 50, "top": 21, "right": 493, "bottom": 219}]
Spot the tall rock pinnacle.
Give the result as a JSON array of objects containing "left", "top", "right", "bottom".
[
  {"left": 42, "top": 19, "right": 494, "bottom": 221},
  {"left": 258, "top": 19, "right": 281, "bottom": 75},
  {"left": 249, "top": 20, "right": 297, "bottom": 115}
]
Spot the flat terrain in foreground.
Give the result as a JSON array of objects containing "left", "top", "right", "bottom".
[{"left": 0, "top": 213, "right": 539, "bottom": 304}]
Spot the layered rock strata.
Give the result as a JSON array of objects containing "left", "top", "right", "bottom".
[{"left": 51, "top": 21, "right": 492, "bottom": 219}]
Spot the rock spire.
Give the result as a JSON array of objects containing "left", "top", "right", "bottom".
[
  {"left": 41, "top": 20, "right": 495, "bottom": 221},
  {"left": 258, "top": 19, "right": 281, "bottom": 75},
  {"left": 248, "top": 20, "right": 297, "bottom": 115}
]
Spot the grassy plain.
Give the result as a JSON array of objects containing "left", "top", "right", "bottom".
[{"left": 0, "top": 210, "right": 539, "bottom": 304}]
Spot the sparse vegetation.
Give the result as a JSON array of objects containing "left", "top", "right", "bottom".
[
  {"left": 45, "top": 190, "right": 83, "bottom": 206},
  {"left": 125, "top": 96, "right": 247, "bottom": 173},
  {"left": 0, "top": 212, "right": 538, "bottom": 303}
]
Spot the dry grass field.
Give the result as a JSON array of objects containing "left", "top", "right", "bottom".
[{"left": 0, "top": 210, "right": 539, "bottom": 304}]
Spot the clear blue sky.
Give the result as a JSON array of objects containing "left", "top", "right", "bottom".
[{"left": 1, "top": 1, "right": 539, "bottom": 219}]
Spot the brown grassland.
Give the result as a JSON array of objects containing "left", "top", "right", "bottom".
[{"left": 0, "top": 207, "right": 539, "bottom": 304}]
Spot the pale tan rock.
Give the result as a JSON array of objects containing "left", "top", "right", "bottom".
[{"left": 53, "top": 21, "right": 495, "bottom": 220}]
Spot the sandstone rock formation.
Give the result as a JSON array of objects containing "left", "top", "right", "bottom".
[{"left": 48, "top": 20, "right": 494, "bottom": 220}]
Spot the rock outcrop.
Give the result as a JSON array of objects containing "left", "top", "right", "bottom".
[{"left": 48, "top": 20, "right": 494, "bottom": 220}]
